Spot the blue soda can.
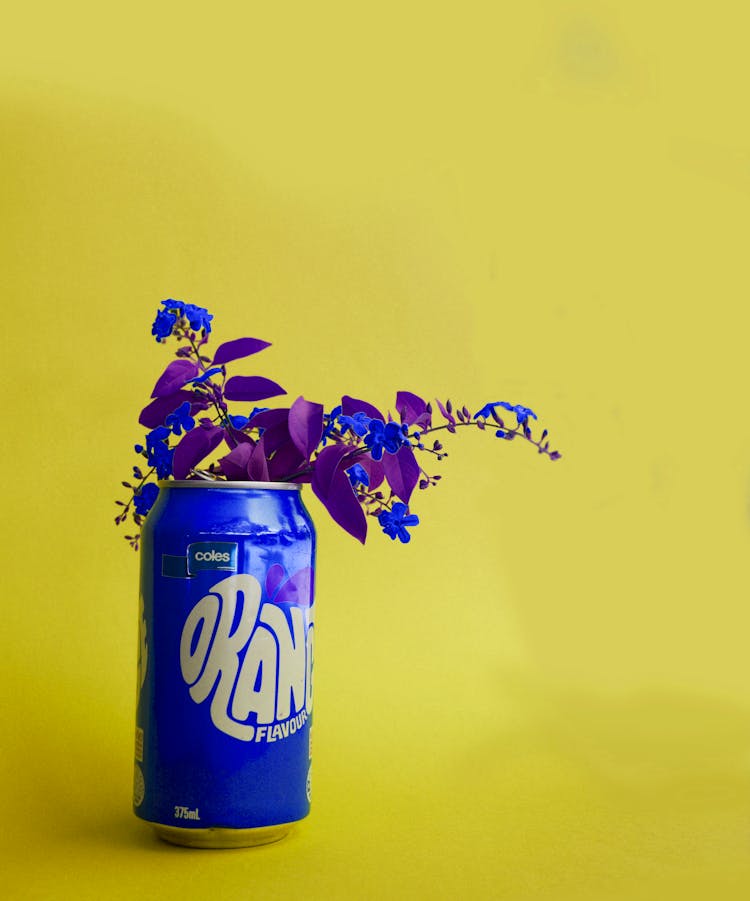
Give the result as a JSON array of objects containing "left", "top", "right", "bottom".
[{"left": 134, "top": 481, "right": 316, "bottom": 848}]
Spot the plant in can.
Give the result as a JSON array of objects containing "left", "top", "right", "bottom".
[
  {"left": 115, "top": 298, "right": 561, "bottom": 547},
  {"left": 120, "top": 299, "right": 563, "bottom": 848}
]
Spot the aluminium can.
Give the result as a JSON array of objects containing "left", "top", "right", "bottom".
[{"left": 134, "top": 481, "right": 316, "bottom": 848}]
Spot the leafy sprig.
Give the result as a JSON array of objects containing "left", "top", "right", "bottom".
[{"left": 116, "top": 300, "right": 562, "bottom": 546}]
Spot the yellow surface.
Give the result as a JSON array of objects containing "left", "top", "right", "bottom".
[{"left": 2, "top": 2, "right": 749, "bottom": 898}]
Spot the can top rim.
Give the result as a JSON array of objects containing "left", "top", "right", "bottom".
[{"left": 157, "top": 479, "right": 301, "bottom": 491}]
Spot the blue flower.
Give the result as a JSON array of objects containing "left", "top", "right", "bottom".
[
  {"left": 159, "top": 299, "right": 213, "bottom": 333},
  {"left": 321, "top": 405, "right": 342, "bottom": 446},
  {"left": 228, "top": 407, "right": 269, "bottom": 431},
  {"left": 346, "top": 463, "right": 370, "bottom": 488},
  {"left": 364, "top": 419, "right": 409, "bottom": 461},
  {"left": 247, "top": 407, "right": 270, "bottom": 422},
  {"left": 509, "top": 404, "right": 537, "bottom": 426},
  {"left": 378, "top": 502, "right": 420, "bottom": 543},
  {"left": 182, "top": 303, "right": 213, "bottom": 333},
  {"left": 473, "top": 403, "right": 494, "bottom": 420},
  {"left": 474, "top": 401, "right": 537, "bottom": 427},
  {"left": 191, "top": 367, "right": 222, "bottom": 385},
  {"left": 338, "top": 411, "right": 372, "bottom": 438},
  {"left": 133, "top": 482, "right": 159, "bottom": 516},
  {"left": 136, "top": 426, "right": 174, "bottom": 478},
  {"left": 151, "top": 308, "right": 177, "bottom": 342},
  {"left": 384, "top": 421, "right": 409, "bottom": 453},
  {"left": 165, "top": 401, "right": 195, "bottom": 436}
]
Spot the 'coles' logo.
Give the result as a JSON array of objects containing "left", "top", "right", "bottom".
[{"left": 187, "top": 542, "right": 237, "bottom": 574}]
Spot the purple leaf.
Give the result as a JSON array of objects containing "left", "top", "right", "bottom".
[
  {"left": 172, "top": 422, "right": 225, "bottom": 479},
  {"left": 274, "top": 566, "right": 314, "bottom": 606},
  {"left": 382, "top": 444, "right": 420, "bottom": 504},
  {"left": 139, "top": 390, "right": 205, "bottom": 429},
  {"left": 341, "top": 394, "right": 383, "bottom": 422},
  {"left": 212, "top": 337, "right": 272, "bottom": 366},
  {"left": 225, "top": 376, "right": 286, "bottom": 402},
  {"left": 312, "top": 443, "right": 358, "bottom": 497},
  {"left": 247, "top": 438, "right": 270, "bottom": 481},
  {"left": 395, "top": 390, "right": 431, "bottom": 428},
  {"left": 267, "top": 439, "right": 306, "bottom": 481},
  {"left": 224, "top": 426, "right": 255, "bottom": 448},
  {"left": 219, "top": 443, "right": 255, "bottom": 479},
  {"left": 250, "top": 408, "right": 290, "bottom": 430},
  {"left": 289, "top": 396, "right": 324, "bottom": 460},
  {"left": 262, "top": 422, "right": 302, "bottom": 459},
  {"left": 311, "top": 444, "right": 367, "bottom": 543},
  {"left": 151, "top": 360, "right": 200, "bottom": 398},
  {"left": 352, "top": 454, "right": 385, "bottom": 490},
  {"left": 259, "top": 420, "right": 293, "bottom": 455},
  {"left": 312, "top": 464, "right": 367, "bottom": 544}
]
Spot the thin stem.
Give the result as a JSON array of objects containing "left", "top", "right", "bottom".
[
  {"left": 355, "top": 486, "right": 394, "bottom": 511},
  {"left": 117, "top": 465, "right": 157, "bottom": 519},
  {"left": 418, "top": 419, "right": 557, "bottom": 458},
  {"left": 183, "top": 327, "right": 209, "bottom": 373},
  {"left": 413, "top": 443, "right": 442, "bottom": 458},
  {"left": 177, "top": 325, "right": 233, "bottom": 434}
]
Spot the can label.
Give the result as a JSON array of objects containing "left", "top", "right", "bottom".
[
  {"left": 180, "top": 572, "right": 313, "bottom": 743},
  {"left": 136, "top": 517, "right": 315, "bottom": 831}
]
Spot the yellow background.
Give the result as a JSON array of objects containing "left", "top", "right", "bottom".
[{"left": 2, "top": 2, "right": 749, "bottom": 898}]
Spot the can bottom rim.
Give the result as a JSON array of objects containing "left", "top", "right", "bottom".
[{"left": 150, "top": 821, "right": 294, "bottom": 849}]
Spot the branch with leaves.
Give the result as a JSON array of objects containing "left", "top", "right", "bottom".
[{"left": 116, "top": 300, "right": 562, "bottom": 546}]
